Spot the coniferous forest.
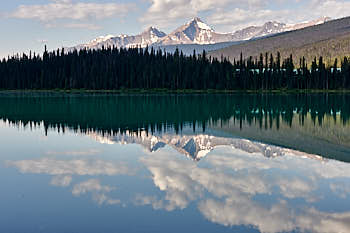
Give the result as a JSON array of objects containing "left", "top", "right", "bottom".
[{"left": 0, "top": 46, "right": 350, "bottom": 90}]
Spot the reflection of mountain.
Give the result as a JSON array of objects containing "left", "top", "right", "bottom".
[
  {"left": 212, "top": 113, "right": 350, "bottom": 162},
  {"left": 5, "top": 119, "right": 350, "bottom": 233},
  {"left": 0, "top": 93, "right": 349, "bottom": 162},
  {"left": 90, "top": 131, "right": 326, "bottom": 162}
]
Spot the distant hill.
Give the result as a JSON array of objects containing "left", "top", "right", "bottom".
[
  {"left": 209, "top": 16, "right": 350, "bottom": 66},
  {"left": 149, "top": 41, "right": 242, "bottom": 56}
]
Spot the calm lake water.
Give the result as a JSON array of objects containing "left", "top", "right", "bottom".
[{"left": 1, "top": 93, "right": 350, "bottom": 233}]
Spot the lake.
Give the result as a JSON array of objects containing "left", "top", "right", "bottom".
[{"left": 1, "top": 93, "right": 350, "bottom": 233}]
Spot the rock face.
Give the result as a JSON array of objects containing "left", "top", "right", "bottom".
[{"left": 69, "top": 17, "right": 331, "bottom": 51}]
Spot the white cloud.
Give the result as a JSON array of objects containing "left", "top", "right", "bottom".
[
  {"left": 207, "top": 8, "right": 289, "bottom": 31},
  {"left": 140, "top": 0, "right": 350, "bottom": 32},
  {"left": 44, "top": 22, "right": 101, "bottom": 30},
  {"left": 140, "top": 0, "right": 259, "bottom": 29},
  {"left": 63, "top": 23, "right": 101, "bottom": 30},
  {"left": 208, "top": 0, "right": 350, "bottom": 32},
  {"left": 11, "top": 1, "right": 135, "bottom": 21},
  {"left": 311, "top": 0, "right": 350, "bottom": 19}
]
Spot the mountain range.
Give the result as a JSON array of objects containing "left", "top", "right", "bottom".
[{"left": 70, "top": 17, "right": 331, "bottom": 53}]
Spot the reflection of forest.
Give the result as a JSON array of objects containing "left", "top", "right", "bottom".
[{"left": 0, "top": 93, "right": 349, "bottom": 161}]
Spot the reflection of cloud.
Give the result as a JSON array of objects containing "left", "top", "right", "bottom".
[
  {"left": 297, "top": 208, "right": 350, "bottom": 233},
  {"left": 93, "top": 193, "right": 121, "bottom": 205},
  {"left": 7, "top": 157, "right": 131, "bottom": 207},
  {"left": 140, "top": 150, "right": 274, "bottom": 211},
  {"left": 51, "top": 175, "right": 72, "bottom": 187},
  {"left": 275, "top": 177, "right": 317, "bottom": 202},
  {"left": 72, "top": 179, "right": 114, "bottom": 195},
  {"left": 6, "top": 158, "right": 133, "bottom": 176},
  {"left": 206, "top": 151, "right": 288, "bottom": 171},
  {"left": 305, "top": 160, "right": 350, "bottom": 179},
  {"left": 199, "top": 198, "right": 350, "bottom": 233},
  {"left": 330, "top": 182, "right": 350, "bottom": 199},
  {"left": 134, "top": 195, "right": 165, "bottom": 210},
  {"left": 138, "top": 145, "right": 350, "bottom": 233},
  {"left": 139, "top": 158, "right": 201, "bottom": 210},
  {"left": 46, "top": 149, "right": 100, "bottom": 156},
  {"left": 73, "top": 179, "right": 120, "bottom": 206},
  {"left": 199, "top": 198, "right": 295, "bottom": 233}
]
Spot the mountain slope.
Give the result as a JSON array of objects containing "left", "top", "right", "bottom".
[{"left": 209, "top": 16, "right": 350, "bottom": 65}]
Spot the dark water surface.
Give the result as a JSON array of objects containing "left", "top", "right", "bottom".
[{"left": 1, "top": 93, "right": 350, "bottom": 233}]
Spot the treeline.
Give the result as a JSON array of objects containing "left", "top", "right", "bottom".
[
  {"left": 232, "top": 52, "right": 350, "bottom": 90},
  {"left": 0, "top": 46, "right": 350, "bottom": 90}
]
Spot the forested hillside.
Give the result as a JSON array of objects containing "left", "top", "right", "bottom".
[{"left": 210, "top": 16, "right": 350, "bottom": 67}]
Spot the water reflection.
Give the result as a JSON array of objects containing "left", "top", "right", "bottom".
[
  {"left": 138, "top": 148, "right": 350, "bottom": 232},
  {"left": 4, "top": 126, "right": 350, "bottom": 233},
  {"left": 136, "top": 142, "right": 350, "bottom": 233},
  {"left": 0, "top": 93, "right": 350, "bottom": 133},
  {"left": 0, "top": 93, "right": 350, "bottom": 162},
  {"left": 1, "top": 94, "right": 350, "bottom": 233}
]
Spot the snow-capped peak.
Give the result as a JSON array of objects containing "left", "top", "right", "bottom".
[
  {"left": 197, "top": 21, "right": 213, "bottom": 31},
  {"left": 90, "top": 35, "right": 114, "bottom": 44},
  {"left": 315, "top": 16, "right": 331, "bottom": 25},
  {"left": 285, "top": 16, "right": 331, "bottom": 31},
  {"left": 188, "top": 17, "right": 213, "bottom": 31},
  {"left": 142, "top": 26, "right": 167, "bottom": 37}
]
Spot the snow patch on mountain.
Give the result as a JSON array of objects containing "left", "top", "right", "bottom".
[{"left": 197, "top": 21, "right": 213, "bottom": 31}]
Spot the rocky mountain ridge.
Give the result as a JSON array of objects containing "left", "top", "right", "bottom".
[{"left": 70, "top": 17, "right": 331, "bottom": 51}]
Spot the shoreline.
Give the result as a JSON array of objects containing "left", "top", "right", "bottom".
[{"left": 1, "top": 89, "right": 350, "bottom": 95}]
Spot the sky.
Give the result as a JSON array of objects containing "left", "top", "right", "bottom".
[{"left": 1, "top": 0, "right": 350, "bottom": 58}]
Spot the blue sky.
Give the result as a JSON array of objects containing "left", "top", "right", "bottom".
[{"left": 1, "top": 0, "right": 350, "bottom": 58}]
